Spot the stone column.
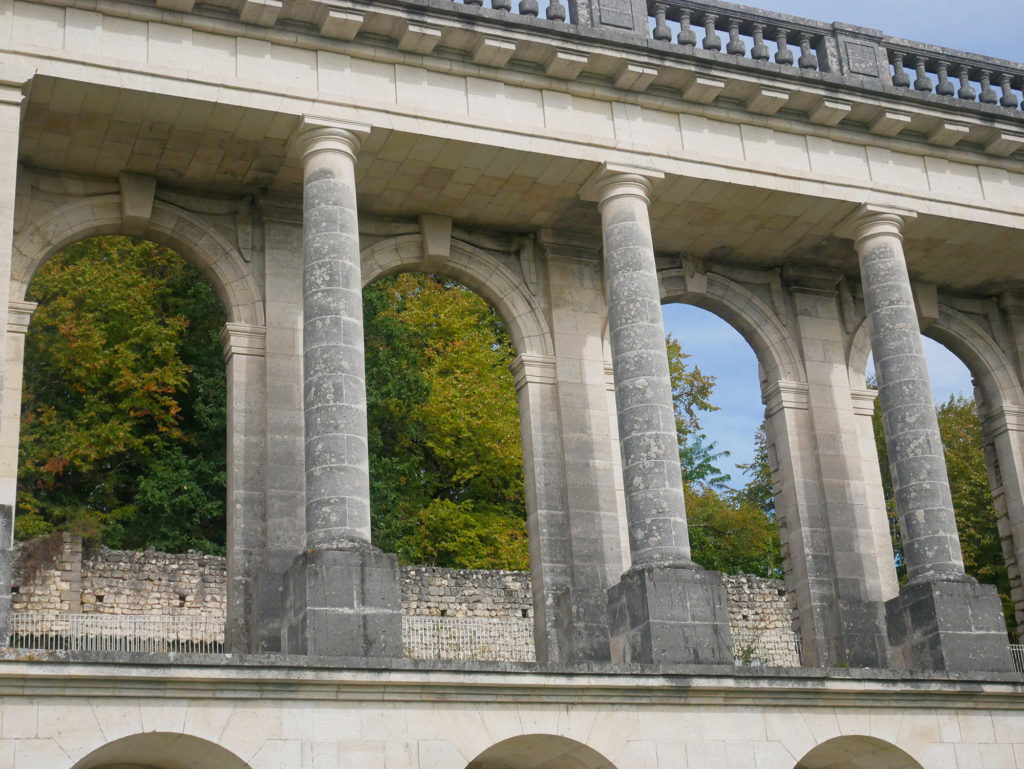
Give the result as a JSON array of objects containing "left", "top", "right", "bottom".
[
  {"left": 219, "top": 322, "right": 267, "bottom": 653},
  {"left": 587, "top": 164, "right": 731, "bottom": 665},
  {"left": 280, "top": 117, "right": 401, "bottom": 658},
  {"left": 0, "top": 74, "right": 30, "bottom": 646},
  {"left": 849, "top": 205, "right": 1012, "bottom": 671}
]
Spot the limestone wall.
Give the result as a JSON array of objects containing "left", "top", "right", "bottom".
[{"left": 9, "top": 538, "right": 799, "bottom": 664}]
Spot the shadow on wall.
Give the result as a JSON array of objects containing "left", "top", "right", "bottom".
[
  {"left": 71, "top": 732, "right": 252, "bottom": 769},
  {"left": 795, "top": 736, "right": 924, "bottom": 769},
  {"left": 466, "top": 734, "right": 617, "bottom": 769}
]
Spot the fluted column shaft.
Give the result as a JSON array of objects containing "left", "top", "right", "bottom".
[
  {"left": 852, "top": 210, "right": 965, "bottom": 584},
  {"left": 298, "top": 121, "right": 371, "bottom": 551},
  {"left": 597, "top": 171, "right": 691, "bottom": 569}
]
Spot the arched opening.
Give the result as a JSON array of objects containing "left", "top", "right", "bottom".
[
  {"left": 70, "top": 732, "right": 252, "bottom": 769},
  {"left": 661, "top": 302, "right": 781, "bottom": 579},
  {"left": 794, "top": 735, "right": 923, "bottom": 769},
  {"left": 15, "top": 236, "right": 227, "bottom": 552},
  {"left": 361, "top": 235, "right": 556, "bottom": 661},
  {"left": 9, "top": 195, "right": 266, "bottom": 651},
  {"left": 466, "top": 734, "right": 617, "bottom": 769}
]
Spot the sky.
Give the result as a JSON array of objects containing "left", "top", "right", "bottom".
[{"left": 659, "top": 1, "right": 1011, "bottom": 479}]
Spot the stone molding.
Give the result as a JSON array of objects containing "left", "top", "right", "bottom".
[
  {"left": 838, "top": 203, "right": 918, "bottom": 244},
  {"left": 983, "top": 404, "right": 1024, "bottom": 437},
  {"left": 849, "top": 387, "right": 880, "bottom": 417},
  {"left": 763, "top": 380, "right": 810, "bottom": 416},
  {"left": 219, "top": 323, "right": 267, "bottom": 362},
  {"left": 6, "top": 301, "right": 36, "bottom": 335},
  {"left": 509, "top": 354, "right": 557, "bottom": 390},
  {"left": 580, "top": 162, "right": 664, "bottom": 206},
  {"left": 292, "top": 115, "right": 371, "bottom": 163}
]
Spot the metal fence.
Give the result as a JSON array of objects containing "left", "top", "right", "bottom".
[
  {"left": 7, "top": 613, "right": 224, "bottom": 654},
  {"left": 402, "top": 616, "right": 536, "bottom": 662},
  {"left": 1012, "top": 644, "right": 1024, "bottom": 674}
]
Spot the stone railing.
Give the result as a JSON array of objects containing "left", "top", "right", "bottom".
[{"left": 403, "top": 0, "right": 1024, "bottom": 118}]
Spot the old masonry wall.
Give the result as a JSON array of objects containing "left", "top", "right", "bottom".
[{"left": 9, "top": 535, "right": 799, "bottom": 664}]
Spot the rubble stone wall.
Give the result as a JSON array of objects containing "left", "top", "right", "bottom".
[{"left": 9, "top": 538, "right": 799, "bottom": 664}]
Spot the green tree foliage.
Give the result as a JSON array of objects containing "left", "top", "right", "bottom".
[
  {"left": 872, "top": 387, "right": 1016, "bottom": 636},
  {"left": 364, "top": 273, "right": 528, "bottom": 569},
  {"left": 665, "top": 335, "right": 781, "bottom": 576},
  {"left": 16, "top": 236, "right": 227, "bottom": 553},
  {"left": 666, "top": 334, "right": 731, "bottom": 488}
]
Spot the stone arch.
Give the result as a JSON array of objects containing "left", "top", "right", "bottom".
[
  {"left": 7, "top": 192, "right": 267, "bottom": 651},
  {"left": 361, "top": 234, "right": 553, "bottom": 359},
  {"left": 466, "top": 734, "right": 618, "bottom": 769},
  {"left": 659, "top": 269, "right": 805, "bottom": 385},
  {"left": 70, "top": 732, "right": 253, "bottom": 769},
  {"left": 12, "top": 194, "right": 264, "bottom": 326},
  {"left": 794, "top": 735, "right": 924, "bottom": 769}
]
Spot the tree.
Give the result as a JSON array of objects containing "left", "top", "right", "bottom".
[
  {"left": 666, "top": 334, "right": 731, "bottom": 488},
  {"left": 665, "top": 335, "right": 781, "bottom": 576},
  {"left": 16, "top": 236, "right": 227, "bottom": 553},
  {"left": 363, "top": 273, "right": 528, "bottom": 569}
]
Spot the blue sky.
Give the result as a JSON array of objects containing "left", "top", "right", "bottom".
[{"left": 660, "top": 2, "right": 1013, "bottom": 479}]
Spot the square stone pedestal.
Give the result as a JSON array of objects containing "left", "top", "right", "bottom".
[
  {"left": 281, "top": 546, "right": 402, "bottom": 658},
  {"left": 607, "top": 565, "right": 733, "bottom": 665},
  {"left": 886, "top": 578, "right": 1014, "bottom": 672}
]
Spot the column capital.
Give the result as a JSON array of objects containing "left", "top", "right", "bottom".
[
  {"left": 580, "top": 162, "right": 664, "bottom": 208},
  {"left": 219, "top": 322, "right": 266, "bottom": 362},
  {"left": 7, "top": 301, "right": 36, "bottom": 335},
  {"left": 293, "top": 115, "right": 371, "bottom": 165},
  {"left": 838, "top": 203, "right": 917, "bottom": 245}
]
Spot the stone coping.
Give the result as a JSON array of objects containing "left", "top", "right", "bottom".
[{"left": 1, "top": 652, "right": 1022, "bottom": 700}]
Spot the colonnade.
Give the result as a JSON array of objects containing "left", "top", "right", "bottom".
[{"left": 0, "top": 104, "right": 1017, "bottom": 672}]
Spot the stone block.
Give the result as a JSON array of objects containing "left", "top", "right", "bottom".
[
  {"left": 886, "top": 579, "right": 1014, "bottom": 672},
  {"left": 608, "top": 565, "right": 733, "bottom": 665},
  {"left": 281, "top": 546, "right": 402, "bottom": 658}
]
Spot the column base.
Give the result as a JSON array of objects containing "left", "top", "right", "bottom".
[
  {"left": 607, "top": 565, "right": 733, "bottom": 665},
  {"left": 885, "top": 578, "right": 1014, "bottom": 672},
  {"left": 281, "top": 545, "right": 402, "bottom": 658}
]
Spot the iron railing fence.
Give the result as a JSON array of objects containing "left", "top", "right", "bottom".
[
  {"left": 7, "top": 613, "right": 225, "bottom": 654},
  {"left": 1012, "top": 644, "right": 1024, "bottom": 674},
  {"left": 402, "top": 616, "right": 536, "bottom": 662}
]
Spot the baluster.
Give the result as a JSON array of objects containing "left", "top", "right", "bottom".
[
  {"left": 493, "top": 0, "right": 511, "bottom": 9},
  {"left": 775, "top": 28, "right": 794, "bottom": 65},
  {"left": 546, "top": 0, "right": 566, "bottom": 20},
  {"left": 653, "top": 4, "right": 671, "bottom": 42},
  {"left": 677, "top": 11, "right": 697, "bottom": 46},
  {"left": 751, "top": 23, "right": 770, "bottom": 60},
  {"left": 726, "top": 18, "right": 745, "bottom": 56},
  {"left": 702, "top": 14, "right": 721, "bottom": 52},
  {"left": 935, "top": 61, "right": 955, "bottom": 96},
  {"left": 518, "top": 0, "right": 538, "bottom": 16},
  {"left": 999, "top": 73, "right": 1019, "bottom": 108},
  {"left": 797, "top": 33, "right": 817, "bottom": 70},
  {"left": 956, "top": 65, "right": 976, "bottom": 100},
  {"left": 979, "top": 70, "right": 999, "bottom": 104},
  {"left": 913, "top": 56, "right": 932, "bottom": 92},
  {"left": 465, "top": 0, "right": 483, "bottom": 5},
  {"left": 890, "top": 52, "right": 910, "bottom": 87}
]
